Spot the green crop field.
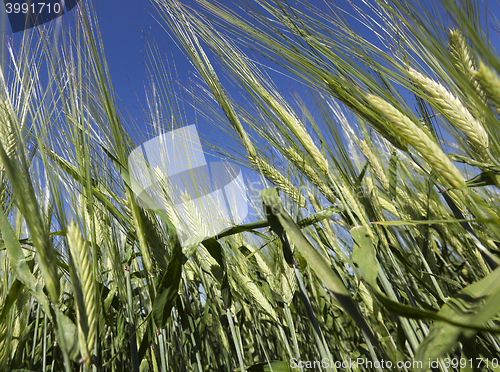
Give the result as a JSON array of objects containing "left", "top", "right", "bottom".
[{"left": 1, "top": 0, "right": 500, "bottom": 371}]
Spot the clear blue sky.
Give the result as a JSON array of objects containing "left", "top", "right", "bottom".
[{"left": 84, "top": 1, "right": 187, "bottom": 120}]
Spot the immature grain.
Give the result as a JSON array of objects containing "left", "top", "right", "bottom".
[
  {"left": 0, "top": 319, "right": 8, "bottom": 370},
  {"left": 257, "top": 86, "right": 331, "bottom": 176},
  {"left": 339, "top": 183, "right": 374, "bottom": 238},
  {"left": 281, "top": 261, "right": 297, "bottom": 305},
  {"left": 247, "top": 244, "right": 273, "bottom": 279},
  {"left": 367, "top": 94, "right": 467, "bottom": 190},
  {"left": 358, "top": 281, "right": 374, "bottom": 315},
  {"left": 408, "top": 68, "right": 488, "bottom": 151},
  {"left": 285, "top": 147, "right": 337, "bottom": 204},
  {"left": 358, "top": 140, "right": 389, "bottom": 191},
  {"left": 232, "top": 269, "right": 277, "bottom": 320},
  {"left": 448, "top": 29, "right": 486, "bottom": 124},
  {"left": 474, "top": 60, "right": 500, "bottom": 115},
  {"left": 377, "top": 196, "right": 399, "bottom": 216},
  {"left": 448, "top": 30, "right": 481, "bottom": 92},
  {"left": 180, "top": 189, "right": 211, "bottom": 236},
  {"left": 0, "top": 101, "right": 17, "bottom": 170},
  {"left": 249, "top": 156, "right": 307, "bottom": 208},
  {"left": 67, "top": 222, "right": 96, "bottom": 364}
]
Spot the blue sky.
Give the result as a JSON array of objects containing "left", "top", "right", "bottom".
[{"left": 84, "top": 1, "right": 183, "bottom": 119}]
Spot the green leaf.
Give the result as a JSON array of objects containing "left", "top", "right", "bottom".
[
  {"left": 152, "top": 241, "right": 183, "bottom": 328},
  {"left": 0, "top": 205, "right": 50, "bottom": 313},
  {"left": 102, "top": 146, "right": 181, "bottom": 250},
  {"left": 201, "top": 238, "right": 226, "bottom": 268},
  {"left": 245, "top": 361, "right": 290, "bottom": 371},
  {"left": 297, "top": 206, "right": 342, "bottom": 228},
  {"left": 351, "top": 226, "right": 378, "bottom": 287},
  {"left": 466, "top": 171, "right": 500, "bottom": 187},
  {"left": 183, "top": 236, "right": 232, "bottom": 307},
  {"left": 355, "top": 162, "right": 369, "bottom": 189},
  {"left": 261, "top": 188, "right": 348, "bottom": 297},
  {"left": 56, "top": 311, "right": 80, "bottom": 361},
  {"left": 221, "top": 272, "right": 232, "bottom": 309},
  {"left": 185, "top": 206, "right": 342, "bottom": 254},
  {"left": 137, "top": 316, "right": 154, "bottom": 363},
  {"left": 0, "top": 141, "right": 60, "bottom": 304},
  {"left": 372, "top": 217, "right": 500, "bottom": 226},
  {"left": 449, "top": 153, "right": 498, "bottom": 170},
  {"left": 215, "top": 221, "right": 270, "bottom": 240},
  {"left": 0, "top": 279, "right": 23, "bottom": 323},
  {"left": 44, "top": 147, "right": 130, "bottom": 226},
  {"left": 260, "top": 187, "right": 378, "bottom": 344},
  {"left": 415, "top": 267, "right": 500, "bottom": 371}
]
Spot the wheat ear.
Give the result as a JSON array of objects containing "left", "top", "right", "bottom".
[
  {"left": 358, "top": 140, "right": 389, "bottom": 191},
  {"left": 408, "top": 68, "right": 488, "bottom": 151},
  {"left": 474, "top": 60, "right": 500, "bottom": 115},
  {"left": 367, "top": 94, "right": 467, "bottom": 190},
  {"left": 67, "top": 222, "right": 96, "bottom": 364},
  {"left": 285, "top": 147, "right": 337, "bottom": 204},
  {"left": 249, "top": 156, "right": 306, "bottom": 208}
]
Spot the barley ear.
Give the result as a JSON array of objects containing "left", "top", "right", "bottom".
[
  {"left": 67, "top": 222, "right": 96, "bottom": 365},
  {"left": 284, "top": 147, "right": 337, "bottom": 204},
  {"left": 232, "top": 269, "right": 277, "bottom": 320},
  {"left": 408, "top": 67, "right": 488, "bottom": 152},
  {"left": 249, "top": 156, "right": 306, "bottom": 208},
  {"left": 256, "top": 86, "right": 330, "bottom": 175},
  {"left": 358, "top": 140, "right": 389, "bottom": 191},
  {"left": 0, "top": 100, "right": 18, "bottom": 170},
  {"left": 448, "top": 30, "right": 478, "bottom": 85},
  {"left": 474, "top": 60, "right": 500, "bottom": 116},
  {"left": 367, "top": 94, "right": 467, "bottom": 190},
  {"left": 0, "top": 319, "right": 8, "bottom": 370}
]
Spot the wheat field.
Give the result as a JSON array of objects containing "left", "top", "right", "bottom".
[{"left": 1, "top": 0, "right": 500, "bottom": 371}]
